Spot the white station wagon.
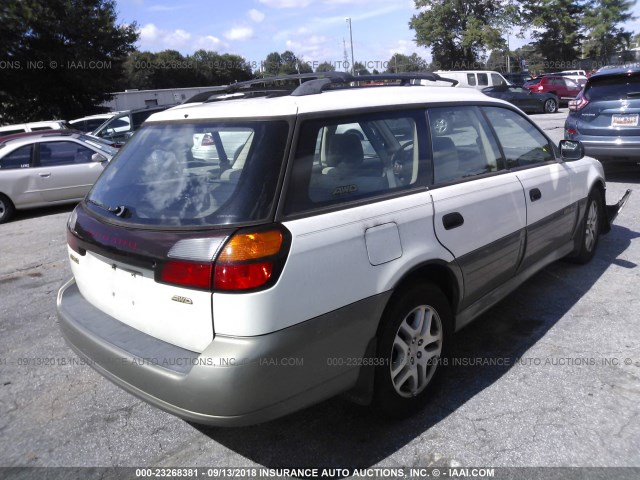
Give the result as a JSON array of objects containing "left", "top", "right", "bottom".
[{"left": 57, "top": 73, "right": 630, "bottom": 426}]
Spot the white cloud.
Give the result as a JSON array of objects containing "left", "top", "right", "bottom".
[
  {"left": 248, "top": 9, "right": 265, "bottom": 23},
  {"left": 224, "top": 27, "right": 254, "bottom": 41},
  {"left": 138, "top": 23, "right": 227, "bottom": 52},
  {"left": 285, "top": 35, "right": 334, "bottom": 62},
  {"left": 259, "top": 0, "right": 312, "bottom": 8},
  {"left": 147, "top": 4, "right": 188, "bottom": 12}
]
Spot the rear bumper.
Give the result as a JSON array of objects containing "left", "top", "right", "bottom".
[
  {"left": 569, "top": 135, "right": 640, "bottom": 161},
  {"left": 57, "top": 279, "right": 388, "bottom": 426}
]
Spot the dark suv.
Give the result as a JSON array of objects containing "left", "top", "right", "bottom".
[
  {"left": 565, "top": 66, "right": 640, "bottom": 162},
  {"left": 525, "top": 75, "right": 582, "bottom": 104}
]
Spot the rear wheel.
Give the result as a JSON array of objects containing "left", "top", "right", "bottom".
[
  {"left": 570, "top": 190, "right": 603, "bottom": 264},
  {"left": 0, "top": 194, "right": 15, "bottom": 224},
  {"left": 543, "top": 98, "right": 558, "bottom": 113},
  {"left": 373, "top": 282, "right": 452, "bottom": 417}
]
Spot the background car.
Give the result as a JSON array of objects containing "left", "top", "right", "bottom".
[
  {"left": 482, "top": 85, "right": 559, "bottom": 113},
  {"left": 91, "top": 106, "right": 169, "bottom": 144},
  {"left": 0, "top": 131, "right": 116, "bottom": 223},
  {"left": 69, "top": 113, "right": 120, "bottom": 133},
  {"left": 503, "top": 72, "right": 533, "bottom": 87},
  {"left": 0, "top": 120, "right": 71, "bottom": 136},
  {"left": 524, "top": 75, "right": 583, "bottom": 104},
  {"left": 565, "top": 65, "right": 640, "bottom": 162}
]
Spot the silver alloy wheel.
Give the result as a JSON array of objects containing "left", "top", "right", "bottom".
[
  {"left": 584, "top": 199, "right": 599, "bottom": 252},
  {"left": 0, "top": 199, "right": 5, "bottom": 216},
  {"left": 390, "top": 304, "right": 443, "bottom": 398},
  {"left": 544, "top": 99, "right": 557, "bottom": 113}
]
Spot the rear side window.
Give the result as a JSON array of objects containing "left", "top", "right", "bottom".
[
  {"left": 484, "top": 108, "right": 554, "bottom": 167},
  {"left": 87, "top": 121, "right": 289, "bottom": 227},
  {"left": 477, "top": 73, "right": 489, "bottom": 86},
  {"left": 491, "top": 73, "right": 505, "bottom": 86},
  {"left": 467, "top": 74, "right": 477, "bottom": 86},
  {"left": 428, "top": 106, "right": 503, "bottom": 183},
  {"left": 0, "top": 145, "right": 33, "bottom": 169},
  {"left": 284, "top": 111, "right": 427, "bottom": 215},
  {"left": 38, "top": 141, "right": 94, "bottom": 167}
]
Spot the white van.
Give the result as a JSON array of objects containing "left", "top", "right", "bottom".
[
  {"left": 434, "top": 70, "right": 510, "bottom": 89},
  {"left": 0, "top": 120, "right": 70, "bottom": 136}
]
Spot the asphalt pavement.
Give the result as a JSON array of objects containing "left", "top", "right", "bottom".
[{"left": 0, "top": 109, "right": 639, "bottom": 474}]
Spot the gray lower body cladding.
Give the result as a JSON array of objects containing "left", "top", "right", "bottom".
[{"left": 57, "top": 279, "right": 390, "bottom": 426}]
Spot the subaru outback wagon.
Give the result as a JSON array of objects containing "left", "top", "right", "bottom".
[{"left": 57, "top": 73, "right": 629, "bottom": 426}]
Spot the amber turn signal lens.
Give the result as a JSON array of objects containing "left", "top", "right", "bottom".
[{"left": 217, "top": 230, "right": 283, "bottom": 262}]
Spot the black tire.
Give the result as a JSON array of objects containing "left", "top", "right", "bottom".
[
  {"left": 372, "top": 282, "right": 453, "bottom": 417},
  {"left": 543, "top": 98, "right": 558, "bottom": 113},
  {"left": 570, "top": 190, "right": 604, "bottom": 264},
  {"left": 0, "top": 194, "right": 15, "bottom": 224}
]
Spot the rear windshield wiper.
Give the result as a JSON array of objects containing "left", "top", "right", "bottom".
[{"left": 87, "top": 199, "right": 131, "bottom": 218}]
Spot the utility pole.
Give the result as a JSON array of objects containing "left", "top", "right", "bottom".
[{"left": 346, "top": 17, "right": 355, "bottom": 75}]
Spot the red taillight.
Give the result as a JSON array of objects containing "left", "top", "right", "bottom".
[
  {"left": 160, "top": 260, "right": 213, "bottom": 289},
  {"left": 201, "top": 133, "right": 214, "bottom": 146},
  {"left": 67, "top": 229, "right": 81, "bottom": 254},
  {"left": 574, "top": 95, "right": 589, "bottom": 111},
  {"left": 214, "top": 229, "right": 286, "bottom": 292},
  {"left": 537, "top": 85, "right": 543, "bottom": 91},
  {"left": 159, "top": 227, "right": 289, "bottom": 292},
  {"left": 214, "top": 262, "right": 274, "bottom": 290}
]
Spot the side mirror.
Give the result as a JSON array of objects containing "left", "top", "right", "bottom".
[
  {"left": 91, "top": 153, "right": 107, "bottom": 163},
  {"left": 559, "top": 140, "right": 584, "bottom": 161}
]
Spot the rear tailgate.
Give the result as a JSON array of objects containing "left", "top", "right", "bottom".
[{"left": 68, "top": 205, "right": 231, "bottom": 353}]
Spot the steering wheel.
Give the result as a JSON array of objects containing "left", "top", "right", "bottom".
[{"left": 390, "top": 141, "right": 414, "bottom": 184}]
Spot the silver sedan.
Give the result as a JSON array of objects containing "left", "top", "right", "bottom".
[{"left": 0, "top": 132, "right": 117, "bottom": 223}]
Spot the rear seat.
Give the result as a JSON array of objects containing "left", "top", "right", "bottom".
[{"left": 310, "top": 133, "right": 387, "bottom": 201}]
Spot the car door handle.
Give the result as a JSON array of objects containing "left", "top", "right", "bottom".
[
  {"left": 39, "top": 172, "right": 51, "bottom": 178},
  {"left": 529, "top": 188, "right": 542, "bottom": 202},
  {"left": 442, "top": 212, "right": 464, "bottom": 230}
]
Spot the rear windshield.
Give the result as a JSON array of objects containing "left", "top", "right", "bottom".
[
  {"left": 86, "top": 121, "right": 289, "bottom": 227},
  {"left": 585, "top": 74, "right": 640, "bottom": 101}
]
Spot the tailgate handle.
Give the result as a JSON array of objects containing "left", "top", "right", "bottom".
[
  {"left": 529, "top": 188, "right": 542, "bottom": 202},
  {"left": 443, "top": 212, "right": 464, "bottom": 230}
]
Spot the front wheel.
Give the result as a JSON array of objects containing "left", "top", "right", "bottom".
[
  {"left": 543, "top": 98, "right": 558, "bottom": 113},
  {"left": 373, "top": 282, "right": 452, "bottom": 417},
  {"left": 570, "top": 190, "right": 603, "bottom": 264}
]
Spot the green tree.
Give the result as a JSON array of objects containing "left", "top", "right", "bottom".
[
  {"left": 385, "top": 53, "right": 428, "bottom": 73},
  {"left": 522, "top": 0, "right": 585, "bottom": 67},
  {"left": 0, "top": 0, "right": 138, "bottom": 122},
  {"left": 353, "top": 61, "right": 370, "bottom": 75},
  {"left": 410, "top": 0, "right": 509, "bottom": 70},
  {"left": 583, "top": 0, "right": 634, "bottom": 64},
  {"left": 260, "top": 50, "right": 312, "bottom": 76},
  {"left": 316, "top": 61, "right": 336, "bottom": 72}
]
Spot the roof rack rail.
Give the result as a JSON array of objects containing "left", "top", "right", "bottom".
[{"left": 182, "top": 71, "right": 458, "bottom": 104}]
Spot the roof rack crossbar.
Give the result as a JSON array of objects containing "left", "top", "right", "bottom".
[{"left": 183, "top": 71, "right": 458, "bottom": 103}]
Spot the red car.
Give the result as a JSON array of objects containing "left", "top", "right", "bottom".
[{"left": 524, "top": 75, "right": 582, "bottom": 104}]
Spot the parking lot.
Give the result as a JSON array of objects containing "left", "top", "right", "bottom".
[{"left": 1, "top": 109, "right": 639, "bottom": 471}]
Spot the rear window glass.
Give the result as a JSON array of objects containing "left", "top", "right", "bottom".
[
  {"left": 585, "top": 75, "right": 640, "bottom": 101},
  {"left": 86, "top": 121, "right": 289, "bottom": 227}
]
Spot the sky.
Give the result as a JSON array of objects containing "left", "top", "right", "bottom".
[{"left": 116, "top": 0, "right": 640, "bottom": 72}]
